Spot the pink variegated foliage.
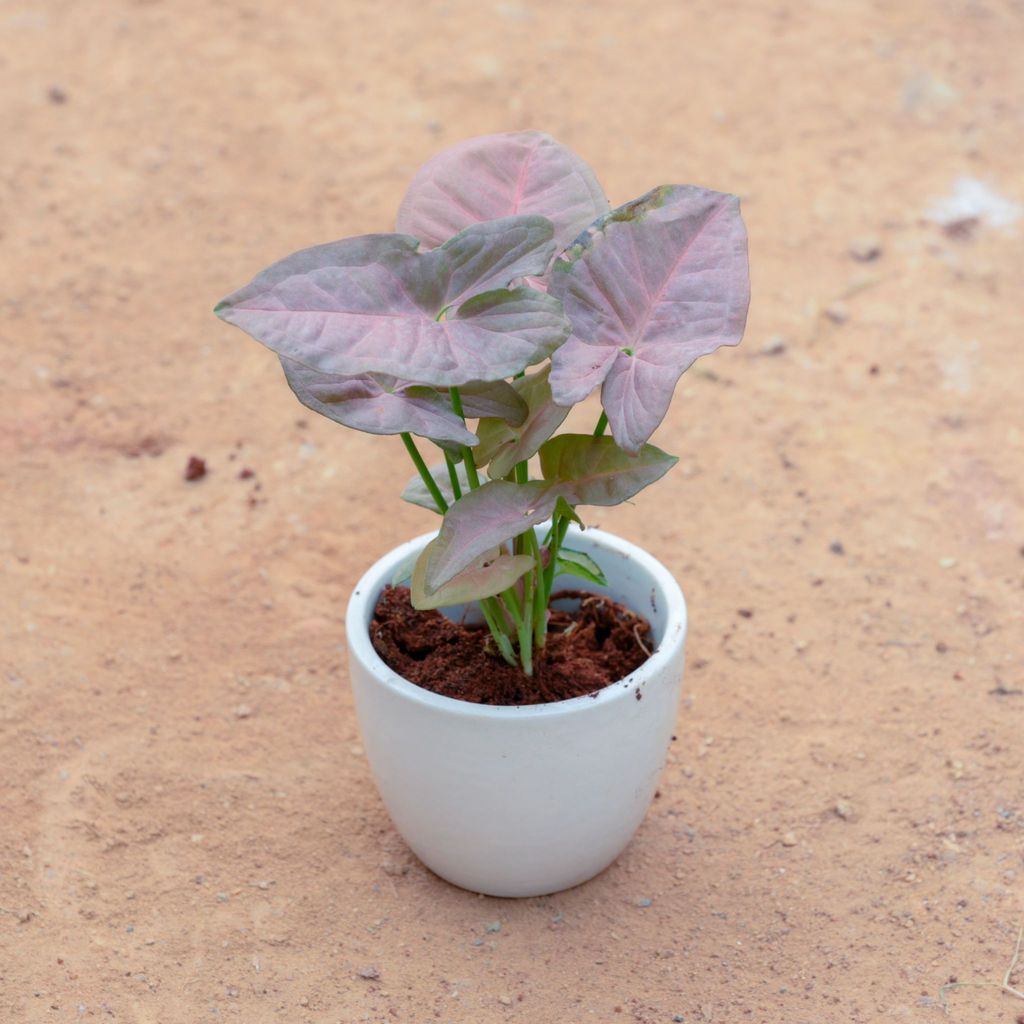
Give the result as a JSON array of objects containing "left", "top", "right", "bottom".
[{"left": 216, "top": 132, "right": 749, "bottom": 673}]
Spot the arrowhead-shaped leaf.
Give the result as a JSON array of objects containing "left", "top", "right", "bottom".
[
  {"left": 555, "top": 547, "right": 608, "bottom": 587},
  {"left": 539, "top": 434, "right": 678, "bottom": 506},
  {"left": 410, "top": 540, "right": 534, "bottom": 610},
  {"left": 424, "top": 437, "right": 678, "bottom": 592},
  {"left": 400, "top": 461, "right": 472, "bottom": 513},
  {"left": 424, "top": 481, "right": 558, "bottom": 593},
  {"left": 474, "top": 366, "right": 570, "bottom": 478},
  {"left": 281, "top": 358, "right": 477, "bottom": 445},
  {"left": 397, "top": 131, "right": 610, "bottom": 252},
  {"left": 548, "top": 185, "right": 750, "bottom": 452},
  {"left": 216, "top": 219, "right": 568, "bottom": 387},
  {"left": 454, "top": 379, "right": 528, "bottom": 427}
]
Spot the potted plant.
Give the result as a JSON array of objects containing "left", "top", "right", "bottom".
[{"left": 216, "top": 131, "right": 750, "bottom": 897}]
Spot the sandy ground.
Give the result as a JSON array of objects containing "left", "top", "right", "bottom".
[{"left": 3, "top": 1, "right": 1024, "bottom": 1021}]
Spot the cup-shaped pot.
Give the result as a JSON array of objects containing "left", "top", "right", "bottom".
[{"left": 345, "top": 525, "right": 687, "bottom": 897}]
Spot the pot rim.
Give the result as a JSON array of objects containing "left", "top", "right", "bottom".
[{"left": 345, "top": 525, "right": 687, "bottom": 720}]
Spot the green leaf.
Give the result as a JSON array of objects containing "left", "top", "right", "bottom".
[
  {"left": 424, "top": 481, "right": 558, "bottom": 593},
  {"left": 400, "top": 461, "right": 472, "bottom": 513},
  {"left": 456, "top": 380, "right": 528, "bottom": 427},
  {"left": 538, "top": 434, "right": 678, "bottom": 506},
  {"left": 552, "top": 496, "right": 582, "bottom": 527},
  {"left": 390, "top": 548, "right": 421, "bottom": 585},
  {"left": 410, "top": 540, "right": 534, "bottom": 610},
  {"left": 424, "top": 436, "right": 678, "bottom": 593},
  {"left": 474, "top": 365, "right": 570, "bottom": 478},
  {"left": 555, "top": 547, "right": 608, "bottom": 587}
]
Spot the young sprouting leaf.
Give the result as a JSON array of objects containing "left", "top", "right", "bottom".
[
  {"left": 555, "top": 547, "right": 608, "bottom": 587},
  {"left": 552, "top": 495, "right": 583, "bottom": 528},
  {"left": 474, "top": 366, "right": 571, "bottom": 478},
  {"left": 400, "top": 461, "right": 472, "bottom": 513},
  {"left": 281, "top": 358, "right": 477, "bottom": 445},
  {"left": 424, "top": 481, "right": 558, "bottom": 593},
  {"left": 548, "top": 185, "right": 750, "bottom": 453},
  {"left": 216, "top": 219, "right": 569, "bottom": 387},
  {"left": 454, "top": 380, "right": 529, "bottom": 427},
  {"left": 391, "top": 547, "right": 421, "bottom": 586},
  {"left": 410, "top": 540, "right": 535, "bottom": 611},
  {"left": 538, "top": 434, "right": 678, "bottom": 506},
  {"left": 397, "top": 131, "right": 610, "bottom": 252}
]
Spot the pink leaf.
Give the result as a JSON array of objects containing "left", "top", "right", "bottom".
[
  {"left": 548, "top": 186, "right": 750, "bottom": 453},
  {"left": 397, "top": 131, "right": 609, "bottom": 252},
  {"left": 281, "top": 359, "right": 477, "bottom": 445},
  {"left": 217, "top": 220, "right": 568, "bottom": 387}
]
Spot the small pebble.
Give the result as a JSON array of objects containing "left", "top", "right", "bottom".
[
  {"left": 636, "top": 897, "right": 653, "bottom": 908},
  {"left": 356, "top": 965, "right": 380, "bottom": 980},
  {"left": 184, "top": 455, "right": 207, "bottom": 482},
  {"left": 829, "top": 541, "right": 846, "bottom": 556},
  {"left": 235, "top": 704, "right": 253, "bottom": 719},
  {"left": 47, "top": 86, "right": 68, "bottom": 104},
  {"left": 939, "top": 557, "right": 957, "bottom": 569},
  {"left": 485, "top": 920, "right": 502, "bottom": 933},
  {"left": 848, "top": 236, "right": 882, "bottom": 261},
  {"left": 824, "top": 302, "right": 849, "bottom": 324},
  {"left": 498, "top": 995, "right": 513, "bottom": 1006},
  {"left": 761, "top": 335, "right": 787, "bottom": 356},
  {"left": 781, "top": 832, "right": 798, "bottom": 847},
  {"left": 834, "top": 800, "right": 853, "bottom": 820}
]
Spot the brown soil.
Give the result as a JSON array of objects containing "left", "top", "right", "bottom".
[
  {"left": 370, "top": 586, "right": 652, "bottom": 704},
  {"left": 3, "top": 3, "right": 1024, "bottom": 1023}
]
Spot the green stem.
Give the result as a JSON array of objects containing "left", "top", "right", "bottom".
[
  {"left": 449, "top": 387, "right": 481, "bottom": 489},
  {"left": 517, "top": 567, "right": 534, "bottom": 676},
  {"left": 593, "top": 411, "right": 608, "bottom": 437},
  {"left": 480, "top": 599, "right": 517, "bottom": 666},
  {"left": 524, "top": 528, "right": 547, "bottom": 649},
  {"left": 401, "top": 432, "right": 447, "bottom": 513},
  {"left": 514, "top": 460, "right": 529, "bottom": 485},
  {"left": 543, "top": 513, "right": 572, "bottom": 603},
  {"left": 443, "top": 452, "right": 462, "bottom": 501}
]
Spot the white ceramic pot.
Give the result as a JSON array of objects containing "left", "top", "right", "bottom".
[{"left": 345, "top": 524, "right": 687, "bottom": 898}]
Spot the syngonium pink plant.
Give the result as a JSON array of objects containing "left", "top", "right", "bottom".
[{"left": 216, "top": 131, "right": 750, "bottom": 675}]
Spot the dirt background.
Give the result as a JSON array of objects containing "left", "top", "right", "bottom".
[{"left": 3, "top": 1, "right": 1023, "bottom": 1021}]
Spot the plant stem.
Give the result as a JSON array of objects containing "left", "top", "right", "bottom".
[
  {"left": 403, "top": 427, "right": 515, "bottom": 672},
  {"left": 449, "top": 387, "right": 481, "bottom": 489},
  {"left": 543, "top": 513, "right": 571, "bottom": 602},
  {"left": 593, "top": 411, "right": 608, "bottom": 436},
  {"left": 401, "top": 432, "right": 447, "bottom": 513},
  {"left": 524, "top": 527, "right": 547, "bottom": 649},
  {"left": 517, "top": 566, "right": 534, "bottom": 676},
  {"left": 514, "top": 460, "right": 529, "bottom": 484},
  {"left": 480, "top": 599, "right": 517, "bottom": 666},
  {"left": 443, "top": 451, "right": 462, "bottom": 501}
]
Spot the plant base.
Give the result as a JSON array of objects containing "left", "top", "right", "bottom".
[{"left": 370, "top": 586, "right": 653, "bottom": 705}]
